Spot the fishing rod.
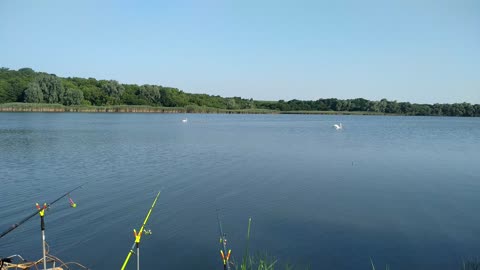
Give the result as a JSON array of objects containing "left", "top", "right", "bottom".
[
  {"left": 0, "top": 183, "right": 86, "bottom": 240},
  {"left": 1, "top": 183, "right": 85, "bottom": 270},
  {"left": 121, "top": 191, "right": 161, "bottom": 270},
  {"left": 217, "top": 212, "right": 231, "bottom": 270}
]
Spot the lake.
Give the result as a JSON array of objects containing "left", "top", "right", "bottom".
[{"left": 0, "top": 113, "right": 479, "bottom": 269}]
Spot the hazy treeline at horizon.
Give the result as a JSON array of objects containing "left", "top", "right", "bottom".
[{"left": 1, "top": 67, "right": 478, "bottom": 116}]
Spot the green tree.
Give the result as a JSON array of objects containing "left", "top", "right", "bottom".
[
  {"left": 18, "top": 67, "right": 35, "bottom": 76},
  {"left": 159, "top": 87, "right": 187, "bottom": 107},
  {"left": 101, "top": 80, "right": 124, "bottom": 96},
  {"left": 386, "top": 101, "right": 400, "bottom": 114},
  {"left": 450, "top": 103, "right": 466, "bottom": 116},
  {"left": 0, "top": 80, "right": 9, "bottom": 103},
  {"left": 462, "top": 103, "right": 474, "bottom": 116},
  {"left": 335, "top": 100, "right": 352, "bottom": 111},
  {"left": 62, "top": 88, "right": 84, "bottom": 105},
  {"left": 2, "top": 67, "right": 480, "bottom": 117},
  {"left": 226, "top": 98, "right": 238, "bottom": 109},
  {"left": 121, "top": 85, "right": 145, "bottom": 105},
  {"left": 377, "top": 99, "right": 388, "bottom": 112},
  {"left": 4, "top": 77, "right": 29, "bottom": 102},
  {"left": 23, "top": 82, "right": 44, "bottom": 103},
  {"left": 474, "top": 104, "right": 480, "bottom": 117},
  {"left": 101, "top": 80, "right": 124, "bottom": 105},
  {"left": 399, "top": 102, "right": 412, "bottom": 114},
  {"left": 138, "top": 85, "right": 161, "bottom": 105},
  {"left": 36, "top": 74, "right": 64, "bottom": 103},
  {"left": 366, "top": 101, "right": 377, "bottom": 112},
  {"left": 350, "top": 98, "right": 368, "bottom": 111},
  {"left": 432, "top": 104, "right": 444, "bottom": 116},
  {"left": 81, "top": 85, "right": 106, "bottom": 105}
]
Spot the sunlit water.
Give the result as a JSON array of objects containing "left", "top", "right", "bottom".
[{"left": 0, "top": 113, "right": 479, "bottom": 269}]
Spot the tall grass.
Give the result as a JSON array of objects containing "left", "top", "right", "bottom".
[
  {"left": 370, "top": 258, "right": 390, "bottom": 270},
  {"left": 234, "top": 218, "right": 305, "bottom": 270},
  {"left": 370, "top": 257, "right": 480, "bottom": 270},
  {"left": 2, "top": 102, "right": 398, "bottom": 115},
  {"left": 462, "top": 260, "right": 480, "bottom": 270},
  {"left": 234, "top": 221, "right": 480, "bottom": 270},
  {"left": 0, "top": 102, "right": 276, "bottom": 114}
]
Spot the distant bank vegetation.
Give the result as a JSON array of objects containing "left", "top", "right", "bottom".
[{"left": 1, "top": 67, "right": 478, "bottom": 116}]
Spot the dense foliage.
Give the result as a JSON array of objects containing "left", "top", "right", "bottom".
[{"left": 1, "top": 67, "right": 478, "bottom": 116}]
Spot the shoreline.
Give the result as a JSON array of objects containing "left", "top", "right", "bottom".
[{"left": 0, "top": 103, "right": 394, "bottom": 115}]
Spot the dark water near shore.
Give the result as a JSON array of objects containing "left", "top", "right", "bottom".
[{"left": 0, "top": 113, "right": 479, "bottom": 269}]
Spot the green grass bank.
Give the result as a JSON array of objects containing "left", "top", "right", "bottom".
[{"left": 0, "top": 103, "right": 392, "bottom": 115}]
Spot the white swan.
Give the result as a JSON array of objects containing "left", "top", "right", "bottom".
[
  {"left": 182, "top": 118, "right": 188, "bottom": 123},
  {"left": 333, "top": 123, "right": 343, "bottom": 130}
]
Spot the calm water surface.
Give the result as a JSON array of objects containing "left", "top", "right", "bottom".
[{"left": 0, "top": 113, "right": 479, "bottom": 269}]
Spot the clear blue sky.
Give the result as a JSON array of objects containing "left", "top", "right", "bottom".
[{"left": 1, "top": 0, "right": 478, "bottom": 104}]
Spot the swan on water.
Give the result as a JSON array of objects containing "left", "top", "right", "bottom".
[
  {"left": 182, "top": 118, "right": 188, "bottom": 123},
  {"left": 333, "top": 123, "right": 343, "bottom": 130}
]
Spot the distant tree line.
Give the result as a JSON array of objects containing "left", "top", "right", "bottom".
[
  {"left": 254, "top": 98, "right": 480, "bottom": 116},
  {"left": 1, "top": 67, "right": 479, "bottom": 116}
]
